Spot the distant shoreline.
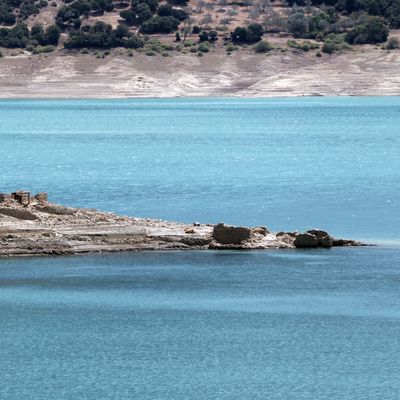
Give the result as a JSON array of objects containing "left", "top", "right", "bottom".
[{"left": 1, "top": 47, "right": 400, "bottom": 98}]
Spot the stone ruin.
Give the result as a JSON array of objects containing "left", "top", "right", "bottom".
[{"left": 0, "top": 191, "right": 48, "bottom": 206}]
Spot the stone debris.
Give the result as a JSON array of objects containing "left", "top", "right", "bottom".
[{"left": 0, "top": 191, "right": 364, "bottom": 258}]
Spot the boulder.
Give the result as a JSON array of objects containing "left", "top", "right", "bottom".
[
  {"left": 252, "top": 226, "right": 269, "bottom": 236},
  {"left": 294, "top": 233, "right": 318, "bottom": 248},
  {"left": 277, "top": 231, "right": 297, "bottom": 238},
  {"left": 332, "top": 238, "right": 361, "bottom": 247},
  {"left": 212, "top": 223, "right": 251, "bottom": 245},
  {"left": 307, "top": 229, "right": 329, "bottom": 238},
  {"left": 276, "top": 233, "right": 295, "bottom": 245},
  {"left": 34, "top": 192, "right": 48, "bottom": 204},
  {"left": 35, "top": 204, "right": 75, "bottom": 215},
  {"left": 320, "top": 235, "right": 333, "bottom": 248}
]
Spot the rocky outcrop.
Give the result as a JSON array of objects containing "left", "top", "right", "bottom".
[
  {"left": 35, "top": 204, "right": 76, "bottom": 215},
  {"left": 212, "top": 223, "right": 251, "bottom": 245},
  {"left": 0, "top": 191, "right": 365, "bottom": 258},
  {"left": 293, "top": 229, "right": 337, "bottom": 248},
  {"left": 294, "top": 233, "right": 318, "bottom": 248},
  {"left": 252, "top": 227, "right": 269, "bottom": 236},
  {"left": 0, "top": 208, "right": 38, "bottom": 221}
]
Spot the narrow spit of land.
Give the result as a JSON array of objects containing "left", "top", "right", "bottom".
[{"left": 0, "top": 191, "right": 362, "bottom": 257}]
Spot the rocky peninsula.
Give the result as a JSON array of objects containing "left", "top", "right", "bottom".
[{"left": 0, "top": 191, "right": 362, "bottom": 258}]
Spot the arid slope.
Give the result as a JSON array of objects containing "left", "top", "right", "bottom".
[{"left": 1, "top": 46, "right": 400, "bottom": 98}]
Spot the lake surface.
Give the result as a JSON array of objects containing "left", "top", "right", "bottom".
[
  {"left": 0, "top": 97, "right": 399, "bottom": 241},
  {"left": 1, "top": 98, "right": 400, "bottom": 399}
]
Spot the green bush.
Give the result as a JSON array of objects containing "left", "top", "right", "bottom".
[
  {"left": 322, "top": 41, "right": 336, "bottom": 54},
  {"left": 32, "top": 45, "right": 55, "bottom": 54},
  {"left": 226, "top": 42, "right": 238, "bottom": 52},
  {"left": 231, "top": 23, "right": 264, "bottom": 43},
  {"left": 346, "top": 16, "right": 389, "bottom": 45},
  {"left": 140, "top": 16, "right": 179, "bottom": 33},
  {"left": 386, "top": 37, "right": 399, "bottom": 49},
  {"left": 198, "top": 42, "right": 210, "bottom": 52},
  {"left": 125, "top": 36, "right": 145, "bottom": 49},
  {"left": 253, "top": 40, "right": 271, "bottom": 53}
]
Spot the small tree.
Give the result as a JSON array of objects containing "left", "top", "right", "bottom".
[
  {"left": 287, "top": 12, "right": 308, "bottom": 37},
  {"left": 45, "top": 25, "right": 61, "bottom": 45}
]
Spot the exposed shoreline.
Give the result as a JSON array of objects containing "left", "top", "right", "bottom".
[
  {"left": 1, "top": 47, "right": 400, "bottom": 98},
  {"left": 0, "top": 192, "right": 362, "bottom": 258}
]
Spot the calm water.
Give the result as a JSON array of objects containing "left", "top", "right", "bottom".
[
  {"left": 1, "top": 249, "right": 400, "bottom": 399},
  {"left": 0, "top": 97, "right": 399, "bottom": 240},
  {"left": 1, "top": 98, "right": 400, "bottom": 399}
]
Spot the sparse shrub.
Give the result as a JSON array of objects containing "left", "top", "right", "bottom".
[
  {"left": 322, "top": 41, "right": 335, "bottom": 54},
  {"left": 198, "top": 42, "right": 210, "bottom": 52},
  {"left": 253, "top": 40, "right": 271, "bottom": 53},
  {"left": 125, "top": 36, "right": 145, "bottom": 49},
  {"left": 226, "top": 42, "right": 237, "bottom": 52},
  {"left": 32, "top": 45, "right": 55, "bottom": 54},
  {"left": 189, "top": 46, "right": 197, "bottom": 52},
  {"left": 145, "top": 50, "right": 156, "bottom": 55},
  {"left": 386, "top": 37, "right": 399, "bottom": 49}
]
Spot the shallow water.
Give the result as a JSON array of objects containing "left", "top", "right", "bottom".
[{"left": 1, "top": 98, "right": 400, "bottom": 399}]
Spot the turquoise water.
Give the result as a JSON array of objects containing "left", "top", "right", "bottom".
[
  {"left": 0, "top": 97, "right": 399, "bottom": 240},
  {"left": 1, "top": 249, "right": 400, "bottom": 399},
  {"left": 1, "top": 98, "right": 400, "bottom": 399}
]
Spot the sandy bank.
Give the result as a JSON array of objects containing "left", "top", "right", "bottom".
[{"left": 1, "top": 47, "right": 400, "bottom": 98}]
